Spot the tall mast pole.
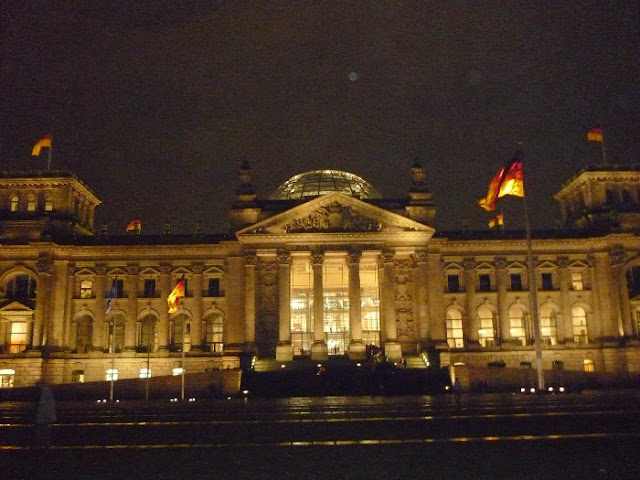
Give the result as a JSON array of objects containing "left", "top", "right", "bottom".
[{"left": 521, "top": 155, "right": 544, "bottom": 391}]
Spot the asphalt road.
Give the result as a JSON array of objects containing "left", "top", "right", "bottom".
[{"left": 2, "top": 391, "right": 639, "bottom": 479}]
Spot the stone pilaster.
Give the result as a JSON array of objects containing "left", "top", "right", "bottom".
[
  {"left": 125, "top": 264, "right": 139, "bottom": 351},
  {"left": 190, "top": 263, "right": 204, "bottom": 350},
  {"left": 244, "top": 252, "right": 257, "bottom": 349},
  {"left": 495, "top": 257, "right": 509, "bottom": 344},
  {"left": 311, "top": 252, "right": 328, "bottom": 360},
  {"left": 463, "top": 257, "right": 477, "bottom": 345},
  {"left": 276, "top": 251, "right": 293, "bottom": 361},
  {"left": 34, "top": 253, "right": 53, "bottom": 349},
  {"left": 380, "top": 250, "right": 401, "bottom": 360},
  {"left": 413, "top": 250, "right": 429, "bottom": 343},
  {"left": 93, "top": 264, "right": 108, "bottom": 350},
  {"left": 347, "top": 251, "right": 365, "bottom": 359},
  {"left": 158, "top": 264, "right": 172, "bottom": 350},
  {"left": 557, "top": 256, "right": 573, "bottom": 343}
]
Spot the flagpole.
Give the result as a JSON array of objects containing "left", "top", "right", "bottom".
[
  {"left": 521, "top": 156, "right": 545, "bottom": 391},
  {"left": 601, "top": 137, "right": 607, "bottom": 165},
  {"left": 47, "top": 143, "right": 52, "bottom": 171},
  {"left": 181, "top": 310, "right": 186, "bottom": 401},
  {"left": 109, "top": 316, "right": 116, "bottom": 402}
]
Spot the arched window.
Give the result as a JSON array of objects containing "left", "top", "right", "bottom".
[
  {"left": 44, "top": 194, "right": 53, "bottom": 212},
  {"left": 75, "top": 316, "right": 93, "bottom": 353},
  {"left": 539, "top": 304, "right": 558, "bottom": 345},
  {"left": 137, "top": 315, "right": 157, "bottom": 352},
  {"left": 477, "top": 306, "right": 495, "bottom": 347},
  {"left": 10, "top": 195, "right": 19, "bottom": 212},
  {"left": 27, "top": 194, "right": 36, "bottom": 212},
  {"left": 204, "top": 313, "right": 224, "bottom": 353},
  {"left": 446, "top": 309, "right": 464, "bottom": 348},
  {"left": 572, "top": 306, "right": 588, "bottom": 344},
  {"left": 170, "top": 315, "right": 190, "bottom": 351},
  {"left": 5, "top": 274, "right": 37, "bottom": 302},
  {"left": 105, "top": 314, "right": 125, "bottom": 353},
  {"left": 509, "top": 306, "right": 526, "bottom": 345}
]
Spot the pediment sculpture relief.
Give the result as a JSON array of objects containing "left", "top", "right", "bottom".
[{"left": 283, "top": 202, "right": 383, "bottom": 233}]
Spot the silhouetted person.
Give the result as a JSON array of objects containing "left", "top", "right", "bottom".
[
  {"left": 34, "top": 381, "right": 56, "bottom": 447},
  {"left": 452, "top": 377, "right": 462, "bottom": 404}
]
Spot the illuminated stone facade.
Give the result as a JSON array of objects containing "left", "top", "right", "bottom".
[{"left": 0, "top": 165, "right": 639, "bottom": 389}]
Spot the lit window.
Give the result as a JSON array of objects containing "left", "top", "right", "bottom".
[
  {"left": 204, "top": 315, "right": 224, "bottom": 353},
  {"left": 106, "top": 369, "right": 118, "bottom": 381},
  {"left": 584, "top": 359, "right": 594, "bottom": 372},
  {"left": 572, "top": 306, "right": 588, "bottom": 344},
  {"left": 27, "top": 194, "right": 36, "bottom": 212},
  {"left": 0, "top": 369, "right": 15, "bottom": 388},
  {"left": 477, "top": 306, "right": 495, "bottom": 347},
  {"left": 446, "top": 309, "right": 464, "bottom": 348},
  {"left": 172, "top": 367, "right": 184, "bottom": 376},
  {"left": 539, "top": 305, "right": 558, "bottom": 345},
  {"left": 80, "top": 280, "right": 93, "bottom": 299},
  {"left": 44, "top": 194, "right": 53, "bottom": 212},
  {"left": 509, "top": 307, "right": 526, "bottom": 345},
  {"left": 571, "top": 272, "right": 584, "bottom": 291},
  {"left": 72, "top": 370, "right": 85, "bottom": 383},
  {"left": 10, "top": 195, "right": 19, "bottom": 212},
  {"left": 139, "top": 368, "right": 151, "bottom": 379},
  {"left": 9, "top": 322, "right": 28, "bottom": 353}
]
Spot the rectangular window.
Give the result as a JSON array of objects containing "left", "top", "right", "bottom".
[
  {"left": 9, "top": 322, "right": 27, "bottom": 353},
  {"left": 0, "top": 369, "right": 15, "bottom": 388},
  {"left": 324, "top": 259, "right": 349, "bottom": 356},
  {"left": 447, "top": 274, "right": 460, "bottom": 293},
  {"left": 208, "top": 278, "right": 221, "bottom": 297},
  {"left": 571, "top": 272, "right": 584, "bottom": 291},
  {"left": 360, "top": 259, "right": 380, "bottom": 347},
  {"left": 478, "top": 274, "right": 491, "bottom": 292},
  {"left": 541, "top": 273, "right": 553, "bottom": 290},
  {"left": 510, "top": 274, "right": 522, "bottom": 291},
  {"left": 143, "top": 279, "right": 156, "bottom": 297},
  {"left": 446, "top": 317, "right": 464, "bottom": 348},
  {"left": 80, "top": 280, "right": 93, "bottom": 299},
  {"left": 71, "top": 370, "right": 85, "bottom": 383},
  {"left": 291, "top": 258, "right": 313, "bottom": 355},
  {"left": 114, "top": 279, "right": 125, "bottom": 297}
]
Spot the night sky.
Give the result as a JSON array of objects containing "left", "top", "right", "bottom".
[{"left": 2, "top": 2, "right": 639, "bottom": 235}]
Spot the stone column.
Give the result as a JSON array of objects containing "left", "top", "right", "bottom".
[
  {"left": 380, "top": 250, "right": 401, "bottom": 360},
  {"left": 593, "top": 252, "right": 619, "bottom": 340},
  {"left": 586, "top": 254, "right": 601, "bottom": 340},
  {"left": 49, "top": 261, "right": 68, "bottom": 350},
  {"left": 427, "top": 253, "right": 446, "bottom": 344},
  {"left": 311, "top": 252, "right": 328, "bottom": 360},
  {"left": 125, "top": 264, "right": 139, "bottom": 351},
  {"left": 244, "top": 252, "right": 257, "bottom": 349},
  {"left": 463, "top": 257, "right": 477, "bottom": 346},
  {"left": 557, "top": 256, "right": 573, "bottom": 343},
  {"left": 93, "top": 264, "right": 108, "bottom": 350},
  {"left": 33, "top": 255, "right": 53, "bottom": 349},
  {"left": 413, "top": 250, "right": 429, "bottom": 344},
  {"left": 495, "top": 257, "right": 509, "bottom": 344},
  {"left": 158, "top": 264, "right": 172, "bottom": 350},
  {"left": 347, "top": 251, "right": 365, "bottom": 359},
  {"left": 276, "top": 251, "right": 293, "bottom": 361},
  {"left": 190, "top": 263, "right": 204, "bottom": 350},
  {"left": 611, "top": 248, "right": 633, "bottom": 337}
]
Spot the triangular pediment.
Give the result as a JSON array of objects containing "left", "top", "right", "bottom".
[
  {"left": 0, "top": 300, "right": 34, "bottom": 312},
  {"left": 237, "top": 192, "right": 433, "bottom": 237}
]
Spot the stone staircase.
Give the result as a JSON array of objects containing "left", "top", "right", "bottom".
[{"left": 253, "top": 355, "right": 428, "bottom": 372}]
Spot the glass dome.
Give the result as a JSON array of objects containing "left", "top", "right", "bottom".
[{"left": 269, "top": 170, "right": 381, "bottom": 200}]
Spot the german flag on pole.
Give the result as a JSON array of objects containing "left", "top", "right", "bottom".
[
  {"left": 126, "top": 219, "right": 141, "bottom": 234},
  {"left": 32, "top": 133, "right": 52, "bottom": 156},
  {"left": 168, "top": 276, "right": 185, "bottom": 313},
  {"left": 587, "top": 126, "right": 603, "bottom": 142},
  {"left": 478, "top": 153, "right": 525, "bottom": 212}
]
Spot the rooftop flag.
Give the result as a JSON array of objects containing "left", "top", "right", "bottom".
[
  {"left": 478, "top": 153, "right": 524, "bottom": 212},
  {"left": 126, "top": 219, "right": 141, "bottom": 234},
  {"left": 32, "top": 133, "right": 52, "bottom": 156},
  {"left": 588, "top": 126, "right": 604, "bottom": 142},
  {"left": 168, "top": 277, "right": 185, "bottom": 314}
]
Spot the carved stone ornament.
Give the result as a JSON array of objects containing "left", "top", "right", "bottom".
[
  {"left": 347, "top": 251, "right": 362, "bottom": 265},
  {"left": 283, "top": 202, "right": 383, "bottom": 233},
  {"left": 556, "top": 256, "right": 570, "bottom": 269},
  {"left": 244, "top": 252, "right": 258, "bottom": 266},
  {"left": 276, "top": 251, "right": 291, "bottom": 265},
  {"left": 494, "top": 257, "right": 508, "bottom": 269},
  {"left": 36, "top": 254, "right": 53, "bottom": 274},
  {"left": 191, "top": 263, "right": 205, "bottom": 274},
  {"left": 126, "top": 264, "right": 140, "bottom": 276},
  {"left": 94, "top": 264, "right": 108, "bottom": 275},
  {"left": 159, "top": 263, "right": 173, "bottom": 275}
]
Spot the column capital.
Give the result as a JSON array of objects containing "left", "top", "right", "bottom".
[
  {"left": 347, "top": 250, "right": 362, "bottom": 265},
  {"left": 463, "top": 257, "right": 476, "bottom": 270},
  {"left": 609, "top": 246, "right": 627, "bottom": 266},
  {"left": 159, "top": 263, "right": 172, "bottom": 275},
  {"left": 413, "top": 249, "right": 428, "bottom": 263},
  {"left": 494, "top": 256, "right": 508, "bottom": 269},
  {"left": 311, "top": 251, "right": 324, "bottom": 266},
  {"left": 277, "top": 250, "right": 291, "bottom": 265},
  {"left": 36, "top": 253, "right": 54, "bottom": 274},
  {"left": 556, "top": 256, "right": 570, "bottom": 269},
  {"left": 191, "top": 262, "right": 205, "bottom": 274},
  {"left": 126, "top": 263, "right": 140, "bottom": 275},
  {"left": 379, "top": 250, "right": 395, "bottom": 265}
]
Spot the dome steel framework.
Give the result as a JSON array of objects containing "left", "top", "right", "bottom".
[{"left": 270, "top": 170, "right": 381, "bottom": 200}]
